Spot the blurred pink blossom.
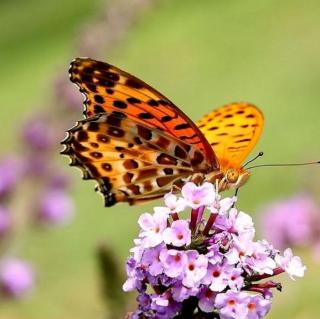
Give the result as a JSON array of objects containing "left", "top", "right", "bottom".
[
  {"left": 0, "top": 258, "right": 34, "bottom": 298},
  {"left": 37, "top": 190, "right": 74, "bottom": 226},
  {"left": 0, "top": 156, "right": 24, "bottom": 199},
  {"left": 260, "top": 194, "right": 319, "bottom": 249}
]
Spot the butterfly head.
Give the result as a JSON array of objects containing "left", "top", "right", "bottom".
[
  {"left": 207, "top": 167, "right": 250, "bottom": 191},
  {"left": 224, "top": 167, "right": 250, "bottom": 189}
]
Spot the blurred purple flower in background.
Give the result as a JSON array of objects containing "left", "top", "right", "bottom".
[
  {"left": 0, "top": 258, "right": 34, "bottom": 298},
  {"left": 0, "top": 156, "right": 24, "bottom": 200},
  {"left": 260, "top": 194, "right": 320, "bottom": 260},
  {"left": 46, "top": 170, "right": 72, "bottom": 190},
  {"left": 37, "top": 190, "right": 74, "bottom": 226},
  {"left": 21, "top": 116, "right": 55, "bottom": 151},
  {"left": 124, "top": 183, "right": 306, "bottom": 319},
  {"left": 54, "top": 75, "right": 83, "bottom": 112}
]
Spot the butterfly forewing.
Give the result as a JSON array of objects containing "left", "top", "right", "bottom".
[
  {"left": 69, "top": 58, "right": 218, "bottom": 168},
  {"left": 197, "top": 103, "right": 264, "bottom": 169},
  {"left": 61, "top": 112, "right": 212, "bottom": 206}
]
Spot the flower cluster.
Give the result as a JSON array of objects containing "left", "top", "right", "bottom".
[
  {"left": 124, "top": 183, "right": 306, "bottom": 319},
  {"left": 260, "top": 194, "right": 320, "bottom": 261}
]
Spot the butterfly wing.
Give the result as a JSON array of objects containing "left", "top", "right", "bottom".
[
  {"left": 197, "top": 103, "right": 264, "bottom": 170},
  {"left": 69, "top": 58, "right": 218, "bottom": 169},
  {"left": 61, "top": 112, "right": 212, "bottom": 206}
]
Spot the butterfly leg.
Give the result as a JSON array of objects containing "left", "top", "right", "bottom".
[
  {"left": 190, "top": 173, "right": 206, "bottom": 185},
  {"left": 231, "top": 188, "right": 240, "bottom": 208},
  {"left": 171, "top": 184, "right": 181, "bottom": 193}
]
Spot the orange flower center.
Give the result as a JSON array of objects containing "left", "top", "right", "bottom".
[
  {"left": 177, "top": 233, "right": 184, "bottom": 240},
  {"left": 248, "top": 303, "right": 256, "bottom": 311},
  {"left": 188, "top": 263, "right": 195, "bottom": 271},
  {"left": 228, "top": 299, "right": 236, "bottom": 306}
]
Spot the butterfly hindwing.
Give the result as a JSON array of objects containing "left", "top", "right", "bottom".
[
  {"left": 197, "top": 103, "right": 264, "bottom": 170},
  {"left": 69, "top": 58, "right": 218, "bottom": 169},
  {"left": 61, "top": 112, "right": 211, "bottom": 206}
]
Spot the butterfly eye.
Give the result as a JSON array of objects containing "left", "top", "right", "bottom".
[{"left": 225, "top": 169, "right": 239, "bottom": 184}]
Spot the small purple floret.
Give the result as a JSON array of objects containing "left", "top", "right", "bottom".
[{"left": 0, "top": 258, "right": 34, "bottom": 298}]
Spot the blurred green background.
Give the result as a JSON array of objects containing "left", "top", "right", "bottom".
[{"left": 0, "top": 0, "right": 319, "bottom": 318}]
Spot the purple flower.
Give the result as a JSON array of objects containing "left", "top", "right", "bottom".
[
  {"left": 54, "top": 74, "right": 83, "bottom": 111},
  {"left": 160, "top": 249, "right": 187, "bottom": 278},
  {"left": 138, "top": 210, "right": 168, "bottom": 248},
  {"left": 275, "top": 248, "right": 306, "bottom": 280},
  {"left": 130, "top": 238, "right": 144, "bottom": 262},
  {"left": 203, "top": 261, "right": 232, "bottom": 292},
  {"left": 225, "top": 235, "right": 254, "bottom": 265},
  {"left": 123, "top": 276, "right": 138, "bottom": 292},
  {"left": 210, "top": 232, "right": 233, "bottom": 253},
  {"left": 260, "top": 195, "right": 317, "bottom": 249},
  {"left": 246, "top": 294, "right": 271, "bottom": 319},
  {"left": 181, "top": 182, "right": 215, "bottom": 209},
  {"left": 215, "top": 291, "right": 249, "bottom": 319},
  {"left": 0, "top": 258, "right": 34, "bottom": 298},
  {"left": 226, "top": 267, "right": 244, "bottom": 291},
  {"left": 198, "top": 287, "right": 216, "bottom": 312},
  {"left": 0, "top": 156, "right": 23, "bottom": 198},
  {"left": 164, "top": 193, "right": 186, "bottom": 213},
  {"left": 142, "top": 244, "right": 164, "bottom": 276},
  {"left": 47, "top": 170, "right": 72, "bottom": 190},
  {"left": 216, "top": 208, "right": 254, "bottom": 239},
  {"left": 244, "top": 241, "right": 276, "bottom": 275},
  {"left": 37, "top": 190, "right": 74, "bottom": 226},
  {"left": 21, "top": 116, "right": 54, "bottom": 151},
  {"left": 151, "top": 291, "right": 181, "bottom": 318},
  {"left": 182, "top": 250, "right": 208, "bottom": 288},
  {"left": 0, "top": 206, "right": 11, "bottom": 237},
  {"left": 206, "top": 243, "right": 224, "bottom": 265},
  {"left": 171, "top": 282, "right": 198, "bottom": 302},
  {"left": 163, "top": 220, "right": 191, "bottom": 247},
  {"left": 137, "top": 292, "right": 152, "bottom": 312}
]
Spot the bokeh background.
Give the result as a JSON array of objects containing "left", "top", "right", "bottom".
[{"left": 0, "top": 0, "right": 319, "bottom": 318}]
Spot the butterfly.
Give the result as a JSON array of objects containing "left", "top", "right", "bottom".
[{"left": 61, "top": 58, "right": 264, "bottom": 206}]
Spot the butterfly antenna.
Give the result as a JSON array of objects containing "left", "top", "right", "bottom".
[
  {"left": 243, "top": 152, "right": 264, "bottom": 168},
  {"left": 247, "top": 160, "right": 320, "bottom": 170}
]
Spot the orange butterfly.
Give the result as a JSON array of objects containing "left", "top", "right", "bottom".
[{"left": 61, "top": 58, "right": 264, "bottom": 206}]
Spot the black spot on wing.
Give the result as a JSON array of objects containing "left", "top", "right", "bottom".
[
  {"left": 126, "top": 78, "right": 144, "bottom": 89},
  {"left": 94, "top": 95, "right": 104, "bottom": 104},
  {"left": 147, "top": 99, "right": 159, "bottom": 107},
  {"left": 174, "top": 123, "right": 191, "bottom": 130},
  {"left": 113, "top": 100, "right": 127, "bottom": 109},
  {"left": 138, "top": 112, "right": 154, "bottom": 120},
  {"left": 94, "top": 105, "right": 105, "bottom": 113},
  {"left": 127, "top": 97, "right": 141, "bottom": 104},
  {"left": 137, "top": 125, "right": 152, "bottom": 140}
]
